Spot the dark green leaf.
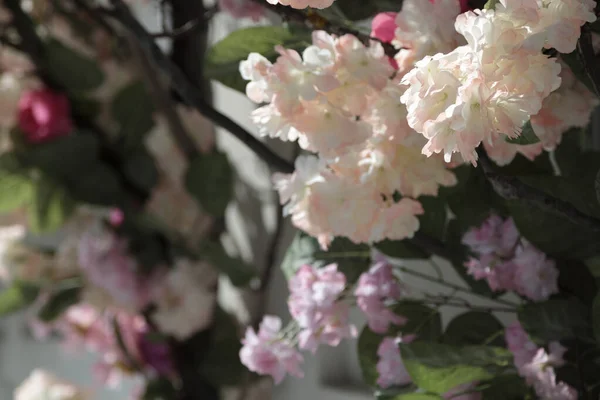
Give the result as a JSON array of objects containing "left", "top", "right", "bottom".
[
  {"left": 19, "top": 133, "right": 101, "bottom": 181},
  {"left": 479, "top": 374, "right": 529, "bottom": 400},
  {"left": 443, "top": 312, "right": 505, "bottom": 347},
  {"left": 111, "top": 81, "right": 155, "bottom": 150},
  {"left": 28, "top": 178, "right": 74, "bottom": 233},
  {"left": 595, "top": 169, "right": 600, "bottom": 206},
  {"left": 332, "top": 0, "right": 402, "bottom": 21},
  {"left": 483, "top": 0, "right": 500, "bottom": 9},
  {"left": 505, "top": 121, "right": 540, "bottom": 145},
  {"left": 123, "top": 148, "right": 159, "bottom": 193},
  {"left": 143, "top": 377, "right": 177, "bottom": 400},
  {"left": 0, "top": 166, "right": 32, "bottom": 213},
  {"left": 557, "top": 259, "right": 597, "bottom": 306},
  {"left": 418, "top": 196, "right": 448, "bottom": 241},
  {"left": 375, "top": 239, "right": 430, "bottom": 260},
  {"left": 281, "top": 231, "right": 322, "bottom": 279},
  {"left": 45, "top": 39, "right": 104, "bottom": 92},
  {"left": 392, "top": 394, "right": 442, "bottom": 400},
  {"left": 199, "top": 308, "right": 245, "bottom": 386},
  {"left": 358, "top": 302, "right": 441, "bottom": 387},
  {"left": 70, "top": 96, "right": 101, "bottom": 121},
  {"left": 593, "top": 294, "right": 600, "bottom": 344},
  {"left": 185, "top": 151, "right": 233, "bottom": 217},
  {"left": 400, "top": 342, "right": 512, "bottom": 394},
  {"left": 198, "top": 241, "right": 256, "bottom": 287},
  {"left": 561, "top": 51, "right": 598, "bottom": 96},
  {"left": 0, "top": 281, "right": 40, "bottom": 317},
  {"left": 69, "top": 164, "right": 125, "bottom": 206},
  {"left": 314, "top": 237, "right": 371, "bottom": 283},
  {"left": 518, "top": 298, "right": 592, "bottom": 343},
  {"left": 37, "top": 286, "right": 80, "bottom": 322},
  {"left": 205, "top": 26, "right": 312, "bottom": 93}
]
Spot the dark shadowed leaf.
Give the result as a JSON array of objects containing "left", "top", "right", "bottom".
[{"left": 185, "top": 151, "right": 233, "bottom": 217}]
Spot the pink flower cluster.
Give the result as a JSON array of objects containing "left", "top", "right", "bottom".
[
  {"left": 264, "top": 0, "right": 334, "bottom": 9},
  {"left": 355, "top": 257, "right": 406, "bottom": 333},
  {"left": 242, "top": 29, "right": 457, "bottom": 246},
  {"left": 288, "top": 264, "right": 357, "bottom": 352},
  {"left": 218, "top": 0, "right": 265, "bottom": 21},
  {"left": 400, "top": 0, "right": 596, "bottom": 164},
  {"left": 376, "top": 335, "right": 481, "bottom": 399},
  {"left": 505, "top": 321, "right": 577, "bottom": 400},
  {"left": 462, "top": 215, "right": 559, "bottom": 301}
]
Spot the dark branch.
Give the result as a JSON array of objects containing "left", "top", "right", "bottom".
[
  {"left": 408, "top": 232, "right": 451, "bottom": 259},
  {"left": 476, "top": 147, "right": 600, "bottom": 232},
  {"left": 577, "top": 27, "right": 600, "bottom": 97},
  {"left": 104, "top": 0, "right": 295, "bottom": 174}
]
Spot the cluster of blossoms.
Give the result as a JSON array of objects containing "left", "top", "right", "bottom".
[
  {"left": 241, "top": 260, "right": 406, "bottom": 383},
  {"left": 505, "top": 321, "right": 577, "bottom": 399},
  {"left": 462, "top": 214, "right": 559, "bottom": 301},
  {"left": 14, "top": 369, "right": 88, "bottom": 400},
  {"left": 400, "top": 0, "right": 596, "bottom": 164}
]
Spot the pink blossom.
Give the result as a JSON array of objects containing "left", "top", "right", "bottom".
[
  {"left": 521, "top": 347, "right": 577, "bottom": 400},
  {"left": 218, "top": 0, "right": 265, "bottom": 21},
  {"left": 513, "top": 242, "right": 559, "bottom": 301},
  {"left": 376, "top": 335, "right": 416, "bottom": 388},
  {"left": 443, "top": 382, "right": 482, "bottom": 400},
  {"left": 371, "top": 12, "right": 398, "bottom": 43},
  {"left": 109, "top": 209, "right": 124, "bottom": 227},
  {"left": 266, "top": 0, "right": 335, "bottom": 9},
  {"left": 288, "top": 264, "right": 357, "bottom": 352},
  {"left": 505, "top": 321, "right": 538, "bottom": 371},
  {"left": 240, "top": 315, "right": 304, "bottom": 384},
  {"left": 464, "top": 256, "right": 517, "bottom": 292},
  {"left": 355, "top": 259, "right": 406, "bottom": 333},
  {"left": 18, "top": 88, "right": 73, "bottom": 143}
]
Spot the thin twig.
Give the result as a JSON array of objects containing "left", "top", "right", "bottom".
[
  {"left": 151, "top": 19, "right": 199, "bottom": 39},
  {"left": 103, "top": 0, "right": 295, "bottom": 174},
  {"left": 476, "top": 147, "right": 600, "bottom": 232},
  {"left": 420, "top": 298, "right": 516, "bottom": 313},
  {"left": 577, "top": 27, "right": 600, "bottom": 97}
]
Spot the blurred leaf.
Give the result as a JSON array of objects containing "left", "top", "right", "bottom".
[
  {"left": 70, "top": 96, "right": 101, "bottom": 121},
  {"left": 483, "top": 0, "right": 500, "bottom": 9},
  {"left": 37, "top": 286, "right": 80, "bottom": 322},
  {"left": 561, "top": 51, "right": 598, "bottom": 96},
  {"left": 281, "top": 231, "right": 322, "bottom": 279},
  {"left": 418, "top": 196, "right": 449, "bottom": 241},
  {"left": 518, "top": 298, "right": 592, "bottom": 343},
  {"left": 28, "top": 178, "right": 74, "bottom": 233},
  {"left": 19, "top": 133, "right": 101, "bottom": 181},
  {"left": 45, "top": 39, "right": 104, "bottom": 92},
  {"left": 69, "top": 164, "right": 125, "bottom": 206},
  {"left": 443, "top": 312, "right": 505, "bottom": 347},
  {"left": 0, "top": 161, "right": 32, "bottom": 213},
  {"left": 205, "top": 26, "right": 312, "bottom": 93},
  {"left": 375, "top": 239, "right": 429, "bottom": 260},
  {"left": 143, "top": 377, "right": 177, "bottom": 400},
  {"left": 557, "top": 259, "right": 598, "bottom": 306},
  {"left": 386, "top": 394, "right": 442, "bottom": 400},
  {"left": 0, "top": 281, "right": 39, "bottom": 317},
  {"left": 199, "top": 308, "right": 245, "bottom": 386},
  {"left": 505, "top": 121, "right": 540, "bottom": 145},
  {"left": 185, "top": 151, "right": 233, "bottom": 217},
  {"left": 123, "top": 148, "right": 159, "bottom": 193},
  {"left": 593, "top": 294, "right": 600, "bottom": 344},
  {"left": 479, "top": 374, "right": 530, "bottom": 400},
  {"left": 332, "top": 0, "right": 402, "bottom": 21},
  {"left": 111, "top": 81, "right": 155, "bottom": 150},
  {"left": 199, "top": 241, "right": 256, "bottom": 287},
  {"left": 314, "top": 237, "right": 371, "bottom": 283},
  {"left": 400, "top": 342, "right": 512, "bottom": 394}
]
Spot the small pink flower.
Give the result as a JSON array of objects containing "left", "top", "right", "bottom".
[
  {"left": 109, "top": 209, "right": 125, "bottom": 227},
  {"left": 355, "top": 259, "right": 406, "bottom": 333},
  {"left": 371, "top": 12, "right": 398, "bottom": 43},
  {"left": 240, "top": 315, "right": 304, "bottom": 384},
  {"left": 505, "top": 321, "right": 538, "bottom": 371},
  {"left": 462, "top": 215, "right": 518, "bottom": 258},
  {"left": 18, "top": 88, "right": 73, "bottom": 143},
  {"left": 376, "top": 335, "right": 416, "bottom": 388},
  {"left": 513, "top": 242, "right": 559, "bottom": 302},
  {"left": 218, "top": 0, "right": 265, "bottom": 21}
]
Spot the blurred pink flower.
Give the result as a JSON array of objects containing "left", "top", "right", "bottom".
[
  {"left": 18, "top": 88, "right": 73, "bottom": 143},
  {"left": 371, "top": 12, "right": 398, "bottom": 43},
  {"left": 218, "top": 0, "right": 265, "bottom": 21},
  {"left": 376, "top": 335, "right": 415, "bottom": 388}
]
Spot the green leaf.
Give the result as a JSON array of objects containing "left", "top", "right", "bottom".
[
  {"left": 37, "top": 286, "right": 80, "bottom": 322},
  {"left": 557, "top": 259, "right": 598, "bottom": 306},
  {"left": 199, "top": 308, "right": 245, "bottom": 386},
  {"left": 596, "top": 169, "right": 600, "bottom": 205},
  {"left": 205, "top": 26, "right": 312, "bottom": 93},
  {"left": 358, "top": 302, "right": 441, "bottom": 387},
  {"left": 123, "top": 148, "right": 159, "bottom": 193},
  {"left": 505, "top": 121, "right": 540, "bottom": 145},
  {"left": 0, "top": 281, "right": 40, "bottom": 316},
  {"left": 479, "top": 374, "right": 530, "bottom": 400},
  {"left": 314, "top": 237, "right": 371, "bottom": 283},
  {"left": 484, "top": 0, "right": 500, "bottom": 9},
  {"left": 198, "top": 241, "right": 256, "bottom": 287},
  {"left": 69, "top": 164, "right": 125, "bottom": 206},
  {"left": 332, "top": 0, "right": 402, "bottom": 21},
  {"left": 28, "top": 178, "right": 74, "bottom": 233},
  {"left": 418, "top": 195, "right": 449, "bottom": 241},
  {"left": 185, "top": 151, "right": 234, "bottom": 217},
  {"left": 70, "top": 96, "right": 101, "bottom": 121},
  {"left": 19, "top": 133, "right": 101, "bottom": 181},
  {"left": 518, "top": 298, "right": 592, "bottom": 343},
  {"left": 400, "top": 342, "right": 512, "bottom": 394},
  {"left": 45, "top": 39, "right": 104, "bottom": 92},
  {"left": 281, "top": 231, "right": 322, "bottom": 279},
  {"left": 592, "top": 294, "right": 600, "bottom": 344},
  {"left": 111, "top": 81, "right": 155, "bottom": 150},
  {"left": 143, "top": 377, "right": 177, "bottom": 400},
  {"left": 375, "top": 239, "right": 430, "bottom": 260},
  {"left": 561, "top": 51, "right": 598, "bottom": 96},
  {"left": 392, "top": 394, "right": 442, "bottom": 400},
  {"left": 443, "top": 312, "right": 505, "bottom": 347},
  {"left": 0, "top": 166, "right": 33, "bottom": 213}
]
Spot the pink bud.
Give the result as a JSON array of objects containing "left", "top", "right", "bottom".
[
  {"left": 370, "top": 12, "right": 398, "bottom": 44},
  {"left": 18, "top": 88, "right": 73, "bottom": 143},
  {"left": 109, "top": 208, "right": 125, "bottom": 227}
]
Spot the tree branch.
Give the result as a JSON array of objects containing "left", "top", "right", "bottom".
[
  {"left": 103, "top": 0, "right": 295, "bottom": 174},
  {"left": 476, "top": 147, "right": 600, "bottom": 231}
]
